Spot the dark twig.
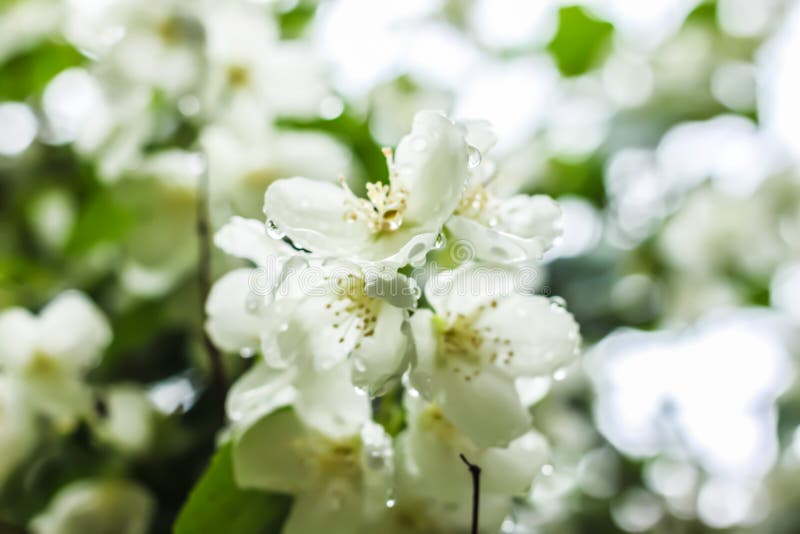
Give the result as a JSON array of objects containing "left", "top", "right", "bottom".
[
  {"left": 196, "top": 153, "right": 227, "bottom": 400},
  {"left": 459, "top": 453, "right": 481, "bottom": 534}
]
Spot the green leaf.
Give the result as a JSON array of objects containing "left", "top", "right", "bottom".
[
  {"left": 547, "top": 5, "right": 613, "bottom": 77},
  {"left": 0, "top": 42, "right": 83, "bottom": 100},
  {"left": 173, "top": 442, "right": 291, "bottom": 534}
]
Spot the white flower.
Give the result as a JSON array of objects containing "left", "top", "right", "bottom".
[
  {"left": 409, "top": 266, "right": 580, "bottom": 447},
  {"left": 31, "top": 479, "right": 154, "bottom": 534},
  {"left": 200, "top": 1, "right": 328, "bottom": 121},
  {"left": 445, "top": 120, "right": 563, "bottom": 265},
  {"left": 201, "top": 123, "right": 352, "bottom": 221},
  {"left": 0, "top": 375, "right": 37, "bottom": 488},
  {"left": 63, "top": 0, "right": 202, "bottom": 96},
  {"left": 90, "top": 384, "right": 156, "bottom": 455},
  {"left": 263, "top": 110, "right": 470, "bottom": 266},
  {"left": 230, "top": 361, "right": 393, "bottom": 534},
  {"left": 366, "top": 393, "right": 548, "bottom": 533},
  {"left": 0, "top": 291, "right": 112, "bottom": 428},
  {"left": 206, "top": 216, "right": 418, "bottom": 395}
]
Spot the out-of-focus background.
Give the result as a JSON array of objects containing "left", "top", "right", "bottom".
[{"left": 1, "top": 0, "right": 800, "bottom": 532}]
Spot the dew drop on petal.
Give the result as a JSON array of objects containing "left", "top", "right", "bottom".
[
  {"left": 386, "top": 498, "right": 396, "bottom": 509},
  {"left": 541, "top": 464, "right": 554, "bottom": 476},
  {"left": 265, "top": 219, "right": 285, "bottom": 239},
  {"left": 549, "top": 295, "right": 567, "bottom": 308},
  {"left": 467, "top": 145, "right": 482, "bottom": 168},
  {"left": 553, "top": 367, "right": 568, "bottom": 381},
  {"left": 245, "top": 293, "right": 262, "bottom": 314},
  {"left": 433, "top": 232, "right": 446, "bottom": 249},
  {"left": 239, "top": 347, "right": 256, "bottom": 358}
]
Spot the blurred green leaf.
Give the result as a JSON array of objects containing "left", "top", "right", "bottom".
[
  {"left": 547, "top": 5, "right": 613, "bottom": 77},
  {"left": 173, "top": 442, "right": 290, "bottom": 534},
  {"left": 65, "top": 191, "right": 134, "bottom": 255},
  {"left": 0, "top": 42, "right": 83, "bottom": 100}
]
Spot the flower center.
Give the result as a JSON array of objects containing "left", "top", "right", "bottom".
[
  {"left": 433, "top": 300, "right": 515, "bottom": 380},
  {"left": 456, "top": 182, "right": 501, "bottom": 227},
  {"left": 326, "top": 273, "right": 380, "bottom": 348},
  {"left": 341, "top": 148, "right": 409, "bottom": 234}
]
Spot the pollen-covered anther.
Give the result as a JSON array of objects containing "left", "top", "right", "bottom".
[{"left": 338, "top": 151, "right": 410, "bottom": 234}]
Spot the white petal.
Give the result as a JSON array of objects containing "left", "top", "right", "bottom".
[
  {"left": 294, "top": 360, "right": 370, "bottom": 439},
  {"left": 402, "top": 395, "right": 474, "bottom": 501},
  {"left": 263, "top": 177, "right": 371, "bottom": 255},
  {"left": 38, "top": 291, "right": 111, "bottom": 370},
  {"left": 282, "top": 295, "right": 359, "bottom": 370},
  {"left": 446, "top": 215, "right": 549, "bottom": 264},
  {"left": 393, "top": 111, "right": 469, "bottom": 228},
  {"left": 496, "top": 194, "right": 562, "bottom": 250},
  {"left": 214, "top": 216, "right": 295, "bottom": 267},
  {"left": 282, "top": 491, "right": 361, "bottom": 534},
  {"left": 363, "top": 227, "right": 439, "bottom": 267},
  {"left": 408, "top": 309, "right": 437, "bottom": 398},
  {"left": 435, "top": 364, "right": 531, "bottom": 448},
  {"left": 459, "top": 119, "right": 497, "bottom": 155},
  {"left": 474, "top": 293, "right": 581, "bottom": 376},
  {"left": 0, "top": 308, "right": 37, "bottom": 369},
  {"left": 232, "top": 407, "right": 311, "bottom": 493},
  {"left": 478, "top": 430, "right": 548, "bottom": 495},
  {"left": 363, "top": 269, "right": 420, "bottom": 309},
  {"left": 205, "top": 269, "right": 265, "bottom": 354},
  {"left": 351, "top": 304, "right": 412, "bottom": 397},
  {"left": 423, "top": 263, "right": 518, "bottom": 317},
  {"left": 225, "top": 363, "right": 296, "bottom": 425}
]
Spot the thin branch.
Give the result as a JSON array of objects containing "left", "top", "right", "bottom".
[
  {"left": 196, "top": 153, "right": 227, "bottom": 400},
  {"left": 459, "top": 453, "right": 481, "bottom": 534}
]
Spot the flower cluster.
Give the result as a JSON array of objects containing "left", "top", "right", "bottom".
[
  {"left": 0, "top": 292, "right": 157, "bottom": 533},
  {"left": 207, "top": 110, "right": 581, "bottom": 532}
]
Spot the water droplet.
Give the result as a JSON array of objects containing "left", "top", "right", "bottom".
[
  {"left": 433, "top": 232, "right": 446, "bottom": 249},
  {"left": 386, "top": 498, "right": 396, "bottom": 509},
  {"left": 549, "top": 296, "right": 567, "bottom": 308},
  {"left": 278, "top": 322, "right": 289, "bottom": 333},
  {"left": 265, "top": 219, "right": 284, "bottom": 239},
  {"left": 487, "top": 216, "right": 499, "bottom": 227},
  {"left": 245, "top": 292, "right": 262, "bottom": 314},
  {"left": 467, "top": 145, "right": 482, "bottom": 168},
  {"left": 239, "top": 347, "right": 256, "bottom": 358},
  {"left": 553, "top": 368, "right": 567, "bottom": 381},
  {"left": 411, "top": 136, "right": 428, "bottom": 152},
  {"left": 541, "top": 464, "right": 554, "bottom": 476}
]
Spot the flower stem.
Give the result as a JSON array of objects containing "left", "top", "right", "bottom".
[
  {"left": 459, "top": 453, "right": 481, "bottom": 534},
  {"left": 196, "top": 154, "right": 227, "bottom": 401}
]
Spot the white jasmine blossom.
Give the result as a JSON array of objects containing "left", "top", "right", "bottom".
[
  {"left": 0, "top": 291, "right": 112, "bottom": 428},
  {"left": 445, "top": 120, "right": 563, "bottom": 265},
  {"left": 263, "top": 110, "right": 470, "bottom": 266},
  {"left": 409, "top": 266, "right": 580, "bottom": 447},
  {"left": 31, "top": 479, "right": 155, "bottom": 534},
  {"left": 231, "top": 361, "right": 393, "bottom": 534}
]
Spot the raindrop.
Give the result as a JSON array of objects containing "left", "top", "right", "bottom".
[
  {"left": 245, "top": 293, "right": 262, "bottom": 314},
  {"left": 239, "top": 347, "right": 256, "bottom": 358},
  {"left": 467, "top": 145, "right": 482, "bottom": 168},
  {"left": 553, "top": 368, "right": 568, "bottom": 381},
  {"left": 265, "top": 219, "right": 284, "bottom": 239},
  {"left": 386, "top": 498, "right": 396, "bottom": 509},
  {"left": 433, "top": 232, "right": 446, "bottom": 249},
  {"left": 549, "top": 296, "right": 567, "bottom": 308}
]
